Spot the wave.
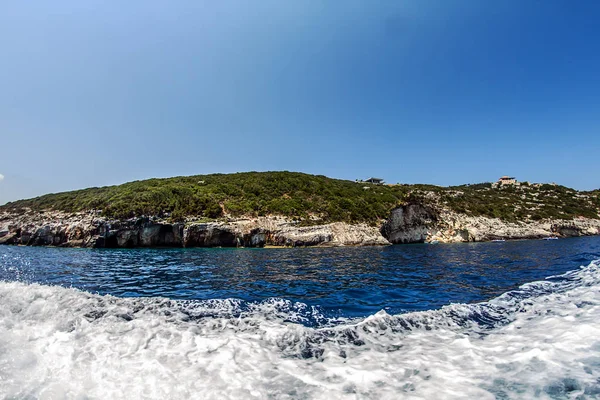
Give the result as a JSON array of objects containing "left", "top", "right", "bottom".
[{"left": 1, "top": 260, "right": 600, "bottom": 399}]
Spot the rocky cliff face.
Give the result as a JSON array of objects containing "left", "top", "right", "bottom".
[
  {"left": 380, "top": 205, "right": 600, "bottom": 244},
  {"left": 2, "top": 202, "right": 600, "bottom": 249},
  {"left": 380, "top": 203, "right": 439, "bottom": 244},
  {"left": 0, "top": 211, "right": 390, "bottom": 248},
  {"left": 426, "top": 211, "right": 600, "bottom": 243},
  {"left": 183, "top": 223, "right": 238, "bottom": 247}
]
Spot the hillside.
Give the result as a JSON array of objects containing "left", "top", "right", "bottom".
[
  {"left": 1, "top": 172, "right": 599, "bottom": 224},
  {"left": 0, "top": 172, "right": 408, "bottom": 224},
  {"left": 442, "top": 183, "right": 600, "bottom": 222}
]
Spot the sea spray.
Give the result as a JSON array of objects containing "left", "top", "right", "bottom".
[{"left": 2, "top": 260, "right": 600, "bottom": 399}]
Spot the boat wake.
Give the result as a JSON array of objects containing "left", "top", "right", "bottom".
[{"left": 2, "top": 260, "right": 600, "bottom": 399}]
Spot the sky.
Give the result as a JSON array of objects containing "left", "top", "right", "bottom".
[{"left": 1, "top": 1, "right": 599, "bottom": 204}]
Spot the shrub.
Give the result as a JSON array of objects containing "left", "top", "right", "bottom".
[{"left": 2, "top": 172, "right": 598, "bottom": 223}]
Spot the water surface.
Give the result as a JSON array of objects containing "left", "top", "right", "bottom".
[
  {"left": 2, "top": 237, "right": 599, "bottom": 319},
  {"left": 2, "top": 237, "right": 600, "bottom": 399}
]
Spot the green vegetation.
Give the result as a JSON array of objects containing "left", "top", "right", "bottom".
[
  {"left": 443, "top": 183, "right": 599, "bottom": 222},
  {"left": 1, "top": 172, "right": 598, "bottom": 223},
  {"left": 0, "top": 172, "right": 408, "bottom": 224}
]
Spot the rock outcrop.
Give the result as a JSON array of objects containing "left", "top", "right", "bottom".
[
  {"left": 2, "top": 201, "right": 600, "bottom": 249},
  {"left": 427, "top": 212, "right": 600, "bottom": 243},
  {"left": 0, "top": 211, "right": 390, "bottom": 248},
  {"left": 380, "top": 206, "right": 600, "bottom": 244},
  {"left": 380, "top": 203, "right": 438, "bottom": 244},
  {"left": 183, "top": 223, "right": 238, "bottom": 247}
]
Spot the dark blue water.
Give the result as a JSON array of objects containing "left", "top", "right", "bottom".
[{"left": 2, "top": 236, "right": 600, "bottom": 319}]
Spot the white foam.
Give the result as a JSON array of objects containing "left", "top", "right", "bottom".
[{"left": 2, "top": 260, "right": 600, "bottom": 399}]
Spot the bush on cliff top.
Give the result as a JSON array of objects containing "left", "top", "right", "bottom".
[
  {"left": 1, "top": 172, "right": 598, "bottom": 223},
  {"left": 443, "top": 183, "right": 599, "bottom": 222},
  {"left": 0, "top": 172, "right": 409, "bottom": 224}
]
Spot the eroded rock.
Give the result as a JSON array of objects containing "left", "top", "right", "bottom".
[
  {"left": 381, "top": 204, "right": 438, "bottom": 244},
  {"left": 1, "top": 205, "right": 598, "bottom": 248},
  {"left": 183, "top": 223, "right": 237, "bottom": 247}
]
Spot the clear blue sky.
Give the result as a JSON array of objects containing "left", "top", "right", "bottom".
[{"left": 1, "top": 1, "right": 599, "bottom": 204}]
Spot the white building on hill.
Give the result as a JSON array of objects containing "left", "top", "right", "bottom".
[{"left": 492, "top": 176, "right": 519, "bottom": 188}]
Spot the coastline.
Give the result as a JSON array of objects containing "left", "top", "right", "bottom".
[{"left": 1, "top": 207, "right": 599, "bottom": 249}]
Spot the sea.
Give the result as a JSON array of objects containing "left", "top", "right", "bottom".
[{"left": 1, "top": 236, "right": 600, "bottom": 399}]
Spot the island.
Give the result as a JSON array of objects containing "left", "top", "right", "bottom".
[{"left": 1, "top": 172, "right": 599, "bottom": 248}]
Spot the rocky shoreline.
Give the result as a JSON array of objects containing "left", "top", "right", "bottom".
[
  {"left": 0, "top": 211, "right": 389, "bottom": 248},
  {"left": 382, "top": 203, "right": 600, "bottom": 244},
  {"left": 1, "top": 204, "right": 600, "bottom": 249}
]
